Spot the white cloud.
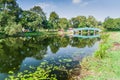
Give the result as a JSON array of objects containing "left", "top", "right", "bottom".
[
  {"left": 35, "top": 2, "right": 56, "bottom": 9},
  {"left": 80, "top": 2, "right": 88, "bottom": 7},
  {"left": 72, "top": 0, "right": 82, "bottom": 4},
  {"left": 72, "top": 0, "right": 89, "bottom": 7}
]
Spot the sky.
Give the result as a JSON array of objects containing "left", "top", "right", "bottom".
[{"left": 17, "top": 0, "right": 120, "bottom": 21}]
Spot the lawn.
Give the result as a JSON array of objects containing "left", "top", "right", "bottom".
[{"left": 80, "top": 32, "right": 120, "bottom": 80}]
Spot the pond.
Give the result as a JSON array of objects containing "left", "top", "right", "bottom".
[{"left": 0, "top": 34, "right": 100, "bottom": 80}]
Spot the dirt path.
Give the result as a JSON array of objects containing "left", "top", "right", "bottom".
[{"left": 112, "top": 42, "right": 120, "bottom": 50}]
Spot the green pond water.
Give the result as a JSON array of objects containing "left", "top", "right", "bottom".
[{"left": 0, "top": 34, "right": 100, "bottom": 80}]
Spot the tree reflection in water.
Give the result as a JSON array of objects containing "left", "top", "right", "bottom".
[{"left": 0, "top": 35, "right": 100, "bottom": 79}]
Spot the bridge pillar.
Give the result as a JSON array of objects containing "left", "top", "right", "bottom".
[
  {"left": 94, "top": 30, "right": 96, "bottom": 35},
  {"left": 88, "top": 30, "right": 90, "bottom": 36},
  {"left": 81, "top": 30, "right": 82, "bottom": 35}
]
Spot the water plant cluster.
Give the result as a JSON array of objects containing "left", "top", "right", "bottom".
[
  {"left": 5, "top": 57, "right": 79, "bottom": 80},
  {"left": 6, "top": 66, "right": 57, "bottom": 80}
]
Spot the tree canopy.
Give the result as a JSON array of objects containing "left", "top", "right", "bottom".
[
  {"left": 103, "top": 17, "right": 120, "bottom": 30},
  {"left": 49, "top": 11, "right": 59, "bottom": 29},
  {"left": 0, "top": 0, "right": 119, "bottom": 35}
]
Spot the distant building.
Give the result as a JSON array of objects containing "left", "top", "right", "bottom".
[{"left": 22, "top": 28, "right": 30, "bottom": 32}]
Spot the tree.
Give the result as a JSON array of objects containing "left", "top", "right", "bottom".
[
  {"left": 0, "top": 0, "right": 22, "bottom": 22},
  {"left": 4, "top": 17, "right": 22, "bottom": 35},
  {"left": 49, "top": 12, "right": 59, "bottom": 29},
  {"left": 70, "top": 17, "right": 79, "bottom": 28},
  {"left": 86, "top": 16, "right": 98, "bottom": 27},
  {"left": 30, "top": 6, "right": 47, "bottom": 29},
  {"left": 103, "top": 18, "right": 114, "bottom": 30},
  {"left": 77, "top": 16, "right": 87, "bottom": 28},
  {"left": 0, "top": 12, "right": 9, "bottom": 31},
  {"left": 58, "top": 18, "right": 68, "bottom": 29},
  {"left": 20, "top": 10, "right": 43, "bottom": 31},
  {"left": 70, "top": 16, "right": 87, "bottom": 28},
  {"left": 114, "top": 18, "right": 120, "bottom": 30},
  {"left": 103, "top": 17, "right": 120, "bottom": 30},
  {"left": 30, "top": 6, "right": 46, "bottom": 20},
  {"left": 0, "top": 0, "right": 22, "bottom": 34}
]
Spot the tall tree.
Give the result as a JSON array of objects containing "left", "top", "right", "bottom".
[
  {"left": 103, "top": 17, "right": 114, "bottom": 30},
  {"left": 49, "top": 11, "right": 59, "bottom": 29},
  {"left": 70, "top": 17, "right": 79, "bottom": 28},
  {"left": 30, "top": 6, "right": 47, "bottom": 29},
  {"left": 103, "top": 17, "right": 120, "bottom": 30},
  {"left": 20, "top": 10, "right": 42, "bottom": 31},
  {"left": 77, "top": 16, "right": 87, "bottom": 28},
  {"left": 58, "top": 18, "right": 68, "bottom": 29},
  {"left": 86, "top": 16, "right": 98, "bottom": 27},
  {"left": 0, "top": 12, "right": 9, "bottom": 31},
  {"left": 0, "top": 0, "right": 22, "bottom": 22},
  {"left": 30, "top": 6, "right": 46, "bottom": 20}
]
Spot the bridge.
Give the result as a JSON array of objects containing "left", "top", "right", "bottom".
[
  {"left": 72, "top": 27, "right": 101, "bottom": 35},
  {"left": 73, "top": 27, "right": 101, "bottom": 32},
  {"left": 67, "top": 27, "right": 101, "bottom": 38},
  {"left": 73, "top": 34, "right": 100, "bottom": 38}
]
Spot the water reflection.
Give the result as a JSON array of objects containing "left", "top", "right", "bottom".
[{"left": 0, "top": 35, "right": 100, "bottom": 79}]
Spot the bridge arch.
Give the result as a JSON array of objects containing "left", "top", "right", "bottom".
[{"left": 72, "top": 27, "right": 101, "bottom": 36}]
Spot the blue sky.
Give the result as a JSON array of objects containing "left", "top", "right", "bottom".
[{"left": 17, "top": 0, "right": 120, "bottom": 21}]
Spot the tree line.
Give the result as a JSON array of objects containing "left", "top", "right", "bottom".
[
  {"left": 0, "top": 0, "right": 119, "bottom": 35},
  {"left": 103, "top": 17, "right": 120, "bottom": 30}
]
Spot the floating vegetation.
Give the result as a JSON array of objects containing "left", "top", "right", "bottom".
[
  {"left": 6, "top": 66, "right": 57, "bottom": 80},
  {"left": 59, "top": 58, "right": 72, "bottom": 63},
  {"left": 40, "top": 61, "right": 48, "bottom": 65}
]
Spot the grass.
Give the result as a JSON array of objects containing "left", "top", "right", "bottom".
[
  {"left": 109, "top": 32, "right": 120, "bottom": 43},
  {"left": 80, "top": 32, "right": 120, "bottom": 80},
  {"left": 15, "top": 31, "right": 58, "bottom": 37}
]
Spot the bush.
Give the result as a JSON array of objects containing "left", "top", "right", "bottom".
[
  {"left": 94, "top": 34, "right": 111, "bottom": 58},
  {"left": 4, "top": 23, "right": 22, "bottom": 35}
]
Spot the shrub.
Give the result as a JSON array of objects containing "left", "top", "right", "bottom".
[
  {"left": 4, "top": 23, "right": 22, "bottom": 35},
  {"left": 94, "top": 34, "right": 111, "bottom": 58}
]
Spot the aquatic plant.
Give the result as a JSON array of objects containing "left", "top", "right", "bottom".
[{"left": 6, "top": 66, "right": 57, "bottom": 80}]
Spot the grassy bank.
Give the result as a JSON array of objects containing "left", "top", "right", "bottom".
[
  {"left": 80, "top": 32, "right": 120, "bottom": 80},
  {"left": 10, "top": 31, "right": 58, "bottom": 37}
]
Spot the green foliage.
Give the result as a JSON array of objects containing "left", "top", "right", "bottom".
[
  {"left": 70, "top": 17, "right": 80, "bottom": 28},
  {"left": 6, "top": 67, "right": 57, "bottom": 80},
  {"left": 30, "top": 6, "right": 47, "bottom": 29},
  {"left": 0, "top": 0, "right": 101, "bottom": 35},
  {"left": 0, "top": 0, "right": 22, "bottom": 21},
  {"left": 0, "top": 12, "right": 9, "bottom": 28},
  {"left": 30, "top": 6, "right": 46, "bottom": 21},
  {"left": 81, "top": 32, "right": 120, "bottom": 80},
  {"left": 5, "top": 22, "right": 22, "bottom": 35},
  {"left": 70, "top": 16, "right": 98, "bottom": 28},
  {"left": 94, "top": 34, "right": 110, "bottom": 58},
  {"left": 20, "top": 10, "right": 43, "bottom": 31},
  {"left": 78, "top": 16, "right": 87, "bottom": 28},
  {"left": 86, "top": 16, "right": 98, "bottom": 27},
  {"left": 58, "top": 18, "right": 69, "bottom": 29},
  {"left": 103, "top": 17, "right": 120, "bottom": 30},
  {"left": 49, "top": 12, "right": 59, "bottom": 29},
  {"left": 0, "top": 0, "right": 22, "bottom": 35}
]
